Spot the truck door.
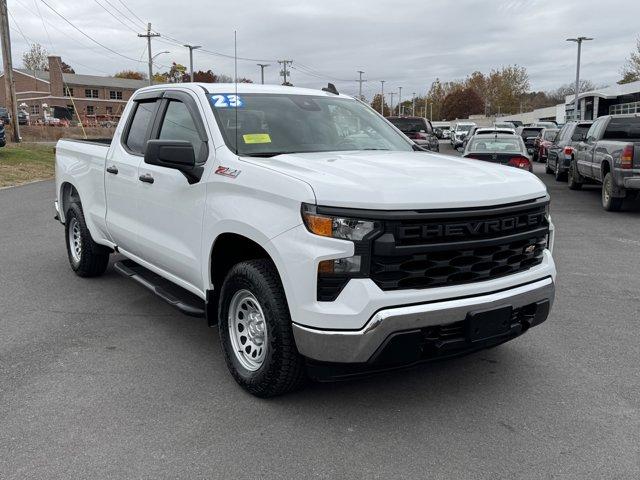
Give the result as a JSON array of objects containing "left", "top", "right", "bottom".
[
  {"left": 105, "top": 96, "right": 161, "bottom": 254},
  {"left": 133, "top": 91, "right": 210, "bottom": 291},
  {"left": 576, "top": 119, "right": 602, "bottom": 178}
]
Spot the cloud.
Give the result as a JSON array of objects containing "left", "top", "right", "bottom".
[{"left": 8, "top": 0, "right": 639, "bottom": 97}]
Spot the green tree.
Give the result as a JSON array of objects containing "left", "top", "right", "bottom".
[
  {"left": 371, "top": 93, "right": 390, "bottom": 116},
  {"left": 22, "top": 43, "right": 48, "bottom": 71}
]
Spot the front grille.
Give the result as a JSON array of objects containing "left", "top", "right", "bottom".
[{"left": 369, "top": 199, "right": 549, "bottom": 291}]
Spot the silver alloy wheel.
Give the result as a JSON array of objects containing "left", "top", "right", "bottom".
[
  {"left": 68, "top": 217, "right": 82, "bottom": 265},
  {"left": 228, "top": 289, "right": 268, "bottom": 371}
]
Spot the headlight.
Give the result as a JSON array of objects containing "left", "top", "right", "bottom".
[{"left": 301, "top": 204, "right": 377, "bottom": 241}]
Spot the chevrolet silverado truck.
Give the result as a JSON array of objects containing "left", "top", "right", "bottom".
[
  {"left": 568, "top": 114, "right": 640, "bottom": 211},
  {"left": 54, "top": 83, "right": 556, "bottom": 397}
]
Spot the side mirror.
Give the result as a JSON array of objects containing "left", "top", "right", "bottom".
[
  {"left": 145, "top": 139, "right": 203, "bottom": 183},
  {"left": 571, "top": 132, "right": 585, "bottom": 142}
]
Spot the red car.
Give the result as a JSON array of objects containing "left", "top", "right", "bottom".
[{"left": 535, "top": 128, "right": 559, "bottom": 162}]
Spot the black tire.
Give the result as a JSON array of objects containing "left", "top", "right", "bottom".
[
  {"left": 545, "top": 158, "right": 553, "bottom": 174},
  {"left": 602, "top": 172, "right": 624, "bottom": 212},
  {"left": 567, "top": 160, "right": 582, "bottom": 190},
  {"left": 65, "top": 202, "right": 110, "bottom": 277},
  {"left": 554, "top": 161, "right": 567, "bottom": 182},
  {"left": 219, "top": 259, "right": 306, "bottom": 397}
]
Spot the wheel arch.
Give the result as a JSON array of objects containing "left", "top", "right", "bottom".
[
  {"left": 59, "top": 181, "right": 80, "bottom": 223},
  {"left": 207, "top": 231, "right": 288, "bottom": 326}
]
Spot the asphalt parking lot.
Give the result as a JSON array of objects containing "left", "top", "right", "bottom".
[{"left": 1, "top": 144, "right": 639, "bottom": 479}]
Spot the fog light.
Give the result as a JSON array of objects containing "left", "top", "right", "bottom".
[{"left": 318, "top": 256, "right": 362, "bottom": 274}]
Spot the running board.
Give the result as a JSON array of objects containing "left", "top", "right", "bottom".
[{"left": 114, "top": 259, "right": 205, "bottom": 318}]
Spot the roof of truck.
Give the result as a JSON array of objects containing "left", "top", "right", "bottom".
[{"left": 137, "top": 82, "right": 355, "bottom": 99}]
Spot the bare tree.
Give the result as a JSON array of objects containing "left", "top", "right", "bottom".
[
  {"left": 618, "top": 36, "right": 640, "bottom": 84},
  {"left": 22, "top": 43, "right": 48, "bottom": 71}
]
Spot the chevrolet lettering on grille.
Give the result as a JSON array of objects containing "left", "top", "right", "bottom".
[{"left": 398, "top": 212, "right": 545, "bottom": 240}]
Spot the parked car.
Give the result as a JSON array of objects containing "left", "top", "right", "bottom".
[
  {"left": 386, "top": 116, "right": 439, "bottom": 152},
  {"left": 0, "top": 107, "right": 9, "bottom": 125},
  {"left": 534, "top": 128, "right": 559, "bottom": 162},
  {"left": 545, "top": 120, "right": 593, "bottom": 181},
  {"left": 17, "top": 110, "right": 29, "bottom": 125},
  {"left": 0, "top": 123, "right": 6, "bottom": 147},
  {"left": 462, "top": 134, "right": 533, "bottom": 172},
  {"left": 442, "top": 127, "right": 451, "bottom": 139},
  {"left": 462, "top": 127, "right": 516, "bottom": 149},
  {"left": 529, "top": 122, "right": 557, "bottom": 128},
  {"left": 569, "top": 114, "right": 640, "bottom": 211},
  {"left": 53, "top": 83, "right": 556, "bottom": 397},
  {"left": 517, "top": 126, "right": 544, "bottom": 156},
  {"left": 450, "top": 122, "right": 476, "bottom": 149},
  {"left": 509, "top": 120, "right": 524, "bottom": 128}
]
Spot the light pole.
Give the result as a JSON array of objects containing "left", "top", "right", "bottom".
[
  {"left": 380, "top": 80, "right": 385, "bottom": 115},
  {"left": 257, "top": 63, "right": 269, "bottom": 84},
  {"left": 183, "top": 44, "right": 201, "bottom": 82},
  {"left": 566, "top": 36, "right": 593, "bottom": 120},
  {"left": 387, "top": 92, "right": 395, "bottom": 116},
  {"left": 150, "top": 50, "right": 169, "bottom": 84},
  {"left": 411, "top": 92, "right": 416, "bottom": 116}
]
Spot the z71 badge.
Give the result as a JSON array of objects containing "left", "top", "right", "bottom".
[{"left": 215, "top": 166, "right": 241, "bottom": 178}]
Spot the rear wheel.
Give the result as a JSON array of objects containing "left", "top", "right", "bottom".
[
  {"left": 65, "top": 202, "right": 110, "bottom": 277},
  {"left": 602, "top": 172, "right": 624, "bottom": 211},
  {"left": 554, "top": 161, "right": 567, "bottom": 182},
  {"left": 567, "top": 160, "right": 582, "bottom": 190},
  {"left": 219, "top": 259, "right": 306, "bottom": 397},
  {"left": 545, "top": 158, "right": 553, "bottom": 174}
]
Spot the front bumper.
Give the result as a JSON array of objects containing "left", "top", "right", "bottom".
[
  {"left": 293, "top": 276, "right": 554, "bottom": 364},
  {"left": 53, "top": 200, "right": 62, "bottom": 222}
]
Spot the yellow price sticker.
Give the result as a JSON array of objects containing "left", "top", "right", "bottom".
[{"left": 243, "top": 133, "right": 272, "bottom": 144}]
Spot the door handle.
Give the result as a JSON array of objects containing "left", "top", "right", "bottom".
[
  {"left": 106, "top": 165, "right": 118, "bottom": 174},
  {"left": 139, "top": 173, "right": 154, "bottom": 184}
]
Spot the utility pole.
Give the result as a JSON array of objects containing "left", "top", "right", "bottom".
[
  {"left": 257, "top": 63, "right": 269, "bottom": 84},
  {"left": 567, "top": 36, "right": 593, "bottom": 120},
  {"left": 430, "top": 102, "right": 433, "bottom": 121},
  {"left": 0, "top": 0, "right": 19, "bottom": 142},
  {"left": 387, "top": 92, "right": 395, "bottom": 116},
  {"left": 356, "top": 70, "right": 366, "bottom": 100},
  {"left": 277, "top": 60, "right": 293, "bottom": 85},
  {"left": 411, "top": 92, "right": 416, "bottom": 116},
  {"left": 380, "top": 80, "right": 385, "bottom": 115},
  {"left": 184, "top": 44, "right": 201, "bottom": 82},
  {"left": 398, "top": 86, "right": 403, "bottom": 116},
  {"left": 138, "top": 23, "right": 160, "bottom": 86}
]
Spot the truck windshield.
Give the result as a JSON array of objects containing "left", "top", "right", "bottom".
[{"left": 208, "top": 93, "right": 412, "bottom": 157}]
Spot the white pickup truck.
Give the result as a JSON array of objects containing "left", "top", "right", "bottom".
[{"left": 54, "top": 83, "right": 556, "bottom": 397}]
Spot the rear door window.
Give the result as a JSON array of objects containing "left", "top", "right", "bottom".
[{"left": 125, "top": 100, "right": 159, "bottom": 154}]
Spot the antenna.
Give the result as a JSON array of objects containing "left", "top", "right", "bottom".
[{"left": 234, "top": 30, "right": 238, "bottom": 155}]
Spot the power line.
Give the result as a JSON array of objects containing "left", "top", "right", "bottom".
[
  {"left": 38, "top": 0, "right": 145, "bottom": 64},
  {"left": 115, "top": 0, "right": 146, "bottom": 27},
  {"left": 92, "top": 0, "right": 139, "bottom": 33}
]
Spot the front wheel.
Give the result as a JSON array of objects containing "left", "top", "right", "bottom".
[
  {"left": 65, "top": 202, "right": 110, "bottom": 277},
  {"left": 602, "top": 172, "right": 624, "bottom": 211},
  {"left": 219, "top": 259, "right": 306, "bottom": 397}
]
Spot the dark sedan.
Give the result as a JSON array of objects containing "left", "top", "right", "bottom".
[
  {"left": 462, "top": 134, "right": 532, "bottom": 172},
  {"left": 386, "top": 116, "right": 439, "bottom": 152}
]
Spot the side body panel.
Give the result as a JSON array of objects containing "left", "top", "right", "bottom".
[{"left": 55, "top": 139, "right": 112, "bottom": 245}]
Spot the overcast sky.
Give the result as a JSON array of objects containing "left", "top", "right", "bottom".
[{"left": 7, "top": 0, "right": 640, "bottom": 98}]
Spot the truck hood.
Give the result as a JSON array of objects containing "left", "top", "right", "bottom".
[{"left": 242, "top": 150, "right": 547, "bottom": 210}]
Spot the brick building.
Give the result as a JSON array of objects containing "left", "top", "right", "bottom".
[{"left": 0, "top": 55, "right": 147, "bottom": 123}]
